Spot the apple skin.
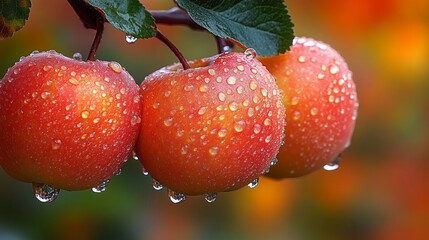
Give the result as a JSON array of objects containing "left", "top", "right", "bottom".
[
  {"left": 0, "top": 51, "right": 142, "bottom": 191},
  {"left": 259, "top": 37, "right": 359, "bottom": 178},
  {"left": 135, "top": 52, "right": 285, "bottom": 196}
]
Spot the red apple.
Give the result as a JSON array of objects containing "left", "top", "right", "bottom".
[
  {"left": 135, "top": 51, "right": 285, "bottom": 197},
  {"left": 0, "top": 51, "right": 142, "bottom": 194},
  {"left": 259, "top": 37, "right": 359, "bottom": 178}
]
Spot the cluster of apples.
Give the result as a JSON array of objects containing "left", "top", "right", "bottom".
[{"left": 0, "top": 37, "right": 358, "bottom": 203}]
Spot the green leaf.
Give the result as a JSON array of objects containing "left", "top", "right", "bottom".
[
  {"left": 176, "top": 0, "right": 294, "bottom": 56},
  {"left": 86, "top": 0, "right": 157, "bottom": 39},
  {"left": 0, "top": 0, "right": 31, "bottom": 39}
]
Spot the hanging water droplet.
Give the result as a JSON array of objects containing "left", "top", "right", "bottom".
[
  {"left": 72, "top": 52, "right": 83, "bottom": 61},
  {"left": 92, "top": 179, "right": 110, "bottom": 193},
  {"left": 248, "top": 178, "right": 259, "bottom": 188},
  {"left": 142, "top": 167, "right": 149, "bottom": 176},
  {"left": 114, "top": 168, "right": 122, "bottom": 176},
  {"left": 168, "top": 189, "right": 186, "bottom": 204},
  {"left": 204, "top": 193, "right": 217, "bottom": 203},
  {"left": 244, "top": 48, "right": 257, "bottom": 59},
  {"left": 323, "top": 156, "right": 340, "bottom": 171},
  {"left": 270, "top": 158, "right": 278, "bottom": 166},
  {"left": 125, "top": 34, "right": 138, "bottom": 43},
  {"left": 32, "top": 183, "right": 60, "bottom": 203},
  {"left": 132, "top": 150, "right": 139, "bottom": 161},
  {"left": 30, "top": 50, "right": 40, "bottom": 56},
  {"left": 222, "top": 45, "right": 232, "bottom": 53},
  {"left": 152, "top": 179, "right": 163, "bottom": 190}
]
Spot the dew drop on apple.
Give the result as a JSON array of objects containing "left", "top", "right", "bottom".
[
  {"left": 132, "top": 150, "right": 139, "bottom": 161},
  {"left": 323, "top": 156, "right": 340, "bottom": 171},
  {"left": 30, "top": 50, "right": 40, "bottom": 56},
  {"left": 204, "top": 193, "right": 217, "bottom": 203},
  {"left": 51, "top": 139, "right": 62, "bottom": 150},
  {"left": 32, "top": 183, "right": 60, "bottom": 203},
  {"left": 108, "top": 62, "right": 122, "bottom": 73},
  {"left": 168, "top": 189, "right": 186, "bottom": 204},
  {"left": 248, "top": 178, "right": 259, "bottom": 188},
  {"left": 72, "top": 52, "right": 83, "bottom": 61},
  {"left": 270, "top": 158, "right": 278, "bottom": 166},
  {"left": 125, "top": 34, "right": 138, "bottom": 43},
  {"left": 142, "top": 167, "right": 149, "bottom": 176},
  {"left": 92, "top": 179, "right": 110, "bottom": 193},
  {"left": 244, "top": 48, "right": 257, "bottom": 59},
  {"left": 114, "top": 168, "right": 122, "bottom": 176},
  {"left": 152, "top": 179, "right": 163, "bottom": 190}
]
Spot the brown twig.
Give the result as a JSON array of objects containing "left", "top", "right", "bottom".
[
  {"left": 87, "top": 18, "right": 104, "bottom": 61},
  {"left": 156, "top": 31, "right": 190, "bottom": 70}
]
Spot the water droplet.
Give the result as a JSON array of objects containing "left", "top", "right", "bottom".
[
  {"left": 310, "top": 107, "right": 318, "bottom": 116},
  {"left": 51, "top": 139, "right": 62, "bottom": 150},
  {"left": 329, "top": 64, "right": 340, "bottom": 74},
  {"left": 253, "top": 124, "right": 262, "bottom": 134},
  {"left": 227, "top": 76, "right": 237, "bottom": 85},
  {"left": 205, "top": 193, "right": 217, "bottom": 203},
  {"left": 72, "top": 52, "right": 83, "bottom": 60},
  {"left": 184, "top": 84, "right": 194, "bottom": 91},
  {"left": 209, "top": 146, "right": 219, "bottom": 156},
  {"left": 164, "top": 117, "right": 173, "bottom": 127},
  {"left": 291, "top": 96, "right": 299, "bottom": 105},
  {"left": 68, "top": 78, "right": 79, "bottom": 85},
  {"left": 30, "top": 50, "right": 40, "bottom": 56},
  {"left": 263, "top": 118, "right": 271, "bottom": 126},
  {"left": 249, "top": 81, "right": 258, "bottom": 90},
  {"left": 244, "top": 48, "right": 257, "bottom": 59},
  {"left": 41, "top": 92, "right": 51, "bottom": 99},
  {"left": 168, "top": 189, "right": 186, "bottom": 204},
  {"left": 218, "top": 92, "right": 226, "bottom": 101},
  {"left": 142, "top": 167, "right": 149, "bottom": 176},
  {"left": 132, "top": 150, "right": 139, "bottom": 161},
  {"left": 43, "top": 65, "right": 52, "bottom": 71},
  {"left": 293, "top": 111, "right": 301, "bottom": 120},
  {"left": 298, "top": 55, "right": 306, "bottom": 63},
  {"left": 108, "top": 62, "right": 122, "bottom": 73},
  {"left": 152, "top": 179, "right": 163, "bottom": 190},
  {"left": 125, "top": 34, "right": 138, "bottom": 43},
  {"left": 115, "top": 168, "right": 122, "bottom": 176},
  {"left": 228, "top": 102, "right": 238, "bottom": 111},
  {"left": 218, "top": 128, "right": 227, "bottom": 138},
  {"left": 247, "top": 108, "right": 255, "bottom": 117},
  {"left": 234, "top": 120, "right": 245, "bottom": 132},
  {"left": 323, "top": 156, "right": 340, "bottom": 171},
  {"left": 198, "top": 107, "right": 208, "bottom": 115},
  {"left": 270, "top": 158, "right": 278, "bottom": 166},
  {"left": 208, "top": 69, "right": 216, "bottom": 76},
  {"left": 199, "top": 85, "right": 209, "bottom": 92},
  {"left": 91, "top": 179, "right": 110, "bottom": 193},
  {"left": 248, "top": 178, "right": 259, "bottom": 188},
  {"left": 81, "top": 111, "right": 90, "bottom": 119},
  {"left": 32, "top": 183, "right": 60, "bottom": 203},
  {"left": 264, "top": 135, "right": 272, "bottom": 143}
]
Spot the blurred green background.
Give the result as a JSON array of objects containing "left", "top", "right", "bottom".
[{"left": 1, "top": 0, "right": 428, "bottom": 239}]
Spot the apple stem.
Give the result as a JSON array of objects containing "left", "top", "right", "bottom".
[
  {"left": 87, "top": 18, "right": 104, "bottom": 61},
  {"left": 215, "top": 37, "right": 235, "bottom": 54},
  {"left": 156, "top": 31, "right": 190, "bottom": 70}
]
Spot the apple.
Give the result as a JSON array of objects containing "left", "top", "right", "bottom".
[
  {"left": 0, "top": 51, "right": 142, "bottom": 196},
  {"left": 135, "top": 51, "right": 285, "bottom": 198},
  {"left": 259, "top": 37, "right": 359, "bottom": 178}
]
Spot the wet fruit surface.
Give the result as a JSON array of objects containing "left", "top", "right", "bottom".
[
  {"left": 259, "top": 37, "right": 359, "bottom": 178},
  {"left": 135, "top": 51, "right": 285, "bottom": 196},
  {"left": 0, "top": 51, "right": 141, "bottom": 191}
]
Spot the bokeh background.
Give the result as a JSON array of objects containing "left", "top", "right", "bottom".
[{"left": 1, "top": 0, "right": 428, "bottom": 239}]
